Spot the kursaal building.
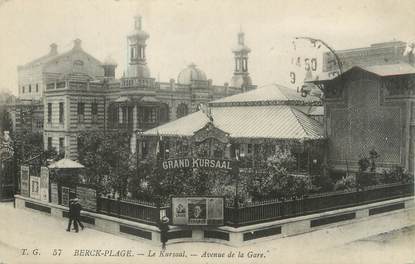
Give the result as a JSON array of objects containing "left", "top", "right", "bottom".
[{"left": 144, "top": 40, "right": 415, "bottom": 177}]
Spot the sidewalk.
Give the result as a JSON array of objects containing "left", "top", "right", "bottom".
[{"left": 0, "top": 201, "right": 414, "bottom": 264}]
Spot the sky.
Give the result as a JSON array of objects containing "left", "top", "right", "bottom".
[{"left": 0, "top": 0, "right": 414, "bottom": 95}]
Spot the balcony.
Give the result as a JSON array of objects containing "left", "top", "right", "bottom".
[{"left": 121, "top": 77, "right": 157, "bottom": 90}]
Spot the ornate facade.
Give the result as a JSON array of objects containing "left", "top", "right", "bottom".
[{"left": 14, "top": 16, "right": 256, "bottom": 159}]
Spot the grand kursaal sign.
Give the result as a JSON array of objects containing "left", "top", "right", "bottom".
[
  {"left": 171, "top": 196, "right": 224, "bottom": 226},
  {"left": 161, "top": 158, "right": 233, "bottom": 170}
]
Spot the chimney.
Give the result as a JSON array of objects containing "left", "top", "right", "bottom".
[
  {"left": 73, "top": 39, "right": 82, "bottom": 50},
  {"left": 50, "top": 43, "right": 58, "bottom": 55}
]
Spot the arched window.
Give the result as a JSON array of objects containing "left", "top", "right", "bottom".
[
  {"left": 159, "top": 103, "right": 170, "bottom": 124},
  {"left": 176, "top": 103, "right": 188, "bottom": 119}
]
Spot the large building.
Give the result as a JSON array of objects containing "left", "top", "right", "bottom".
[
  {"left": 312, "top": 41, "right": 415, "bottom": 175},
  {"left": 16, "top": 16, "right": 256, "bottom": 159}
]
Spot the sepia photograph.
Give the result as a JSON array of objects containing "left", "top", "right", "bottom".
[{"left": 0, "top": 0, "right": 414, "bottom": 263}]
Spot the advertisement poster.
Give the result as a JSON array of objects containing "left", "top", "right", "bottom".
[
  {"left": 188, "top": 198, "right": 207, "bottom": 225},
  {"left": 40, "top": 167, "right": 49, "bottom": 203},
  {"left": 29, "top": 176, "right": 40, "bottom": 200},
  {"left": 76, "top": 186, "right": 97, "bottom": 212},
  {"left": 61, "top": 186, "right": 70, "bottom": 207},
  {"left": 20, "top": 165, "right": 29, "bottom": 197},
  {"left": 172, "top": 197, "right": 224, "bottom": 226},
  {"left": 50, "top": 182, "right": 59, "bottom": 204}
]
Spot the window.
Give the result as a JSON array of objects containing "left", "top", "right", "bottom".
[
  {"left": 77, "top": 102, "right": 85, "bottom": 123},
  {"left": 47, "top": 103, "right": 52, "bottom": 123},
  {"left": 130, "top": 46, "right": 137, "bottom": 60},
  {"left": 143, "top": 107, "right": 157, "bottom": 123},
  {"left": 91, "top": 102, "right": 98, "bottom": 123},
  {"left": 176, "top": 103, "right": 188, "bottom": 119},
  {"left": 59, "top": 137, "right": 65, "bottom": 155},
  {"left": 29, "top": 85, "right": 31, "bottom": 93},
  {"left": 59, "top": 102, "right": 64, "bottom": 123},
  {"left": 36, "top": 84, "right": 39, "bottom": 92},
  {"left": 47, "top": 137, "right": 52, "bottom": 150},
  {"left": 22, "top": 86, "right": 25, "bottom": 93},
  {"left": 35, "top": 119, "right": 43, "bottom": 129}
]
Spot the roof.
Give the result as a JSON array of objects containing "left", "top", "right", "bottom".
[
  {"left": 144, "top": 105, "right": 323, "bottom": 140},
  {"left": 48, "top": 159, "right": 85, "bottom": 169},
  {"left": 210, "top": 84, "right": 322, "bottom": 106},
  {"left": 177, "top": 63, "right": 207, "bottom": 85},
  {"left": 311, "top": 63, "right": 415, "bottom": 82}
]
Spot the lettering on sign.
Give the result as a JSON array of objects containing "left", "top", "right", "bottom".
[{"left": 161, "top": 158, "right": 233, "bottom": 170}]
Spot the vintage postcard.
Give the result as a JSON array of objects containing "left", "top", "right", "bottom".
[{"left": 0, "top": 0, "right": 414, "bottom": 263}]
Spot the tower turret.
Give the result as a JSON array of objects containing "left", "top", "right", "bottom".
[
  {"left": 230, "top": 30, "right": 252, "bottom": 90},
  {"left": 126, "top": 16, "right": 150, "bottom": 78}
]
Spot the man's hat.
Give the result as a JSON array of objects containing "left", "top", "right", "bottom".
[{"left": 161, "top": 216, "right": 169, "bottom": 223}]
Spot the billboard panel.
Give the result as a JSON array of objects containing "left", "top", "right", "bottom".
[
  {"left": 29, "top": 176, "right": 40, "bottom": 200},
  {"left": 20, "top": 166, "right": 29, "bottom": 197},
  {"left": 40, "top": 167, "right": 49, "bottom": 202},
  {"left": 171, "top": 196, "right": 224, "bottom": 226}
]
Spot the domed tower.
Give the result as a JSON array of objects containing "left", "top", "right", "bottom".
[
  {"left": 126, "top": 16, "right": 150, "bottom": 78},
  {"left": 230, "top": 31, "right": 252, "bottom": 90},
  {"left": 177, "top": 63, "right": 208, "bottom": 85}
]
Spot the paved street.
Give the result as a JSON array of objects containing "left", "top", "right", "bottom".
[{"left": 0, "top": 202, "right": 414, "bottom": 264}]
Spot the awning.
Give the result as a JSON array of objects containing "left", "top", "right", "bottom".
[{"left": 48, "top": 159, "right": 85, "bottom": 169}]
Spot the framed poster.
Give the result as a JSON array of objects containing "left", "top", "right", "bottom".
[
  {"left": 20, "top": 165, "right": 29, "bottom": 197},
  {"left": 171, "top": 196, "right": 224, "bottom": 226},
  {"left": 61, "top": 186, "right": 70, "bottom": 207},
  {"left": 50, "top": 182, "right": 59, "bottom": 204},
  {"left": 75, "top": 186, "right": 97, "bottom": 212},
  {"left": 40, "top": 167, "right": 49, "bottom": 203},
  {"left": 29, "top": 176, "right": 40, "bottom": 200}
]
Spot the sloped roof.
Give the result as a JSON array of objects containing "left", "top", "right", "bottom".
[
  {"left": 311, "top": 63, "right": 415, "bottom": 82},
  {"left": 210, "top": 84, "right": 321, "bottom": 106},
  {"left": 144, "top": 105, "right": 323, "bottom": 140}
]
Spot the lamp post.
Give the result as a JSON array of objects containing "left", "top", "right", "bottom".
[{"left": 135, "top": 129, "right": 143, "bottom": 181}]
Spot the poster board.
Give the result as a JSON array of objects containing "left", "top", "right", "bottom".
[
  {"left": 20, "top": 166, "right": 30, "bottom": 197},
  {"left": 171, "top": 196, "right": 224, "bottom": 226},
  {"left": 76, "top": 186, "right": 97, "bottom": 212},
  {"left": 50, "top": 182, "right": 59, "bottom": 204},
  {"left": 61, "top": 186, "right": 70, "bottom": 207},
  {"left": 40, "top": 167, "right": 49, "bottom": 203},
  {"left": 29, "top": 176, "right": 40, "bottom": 200}
]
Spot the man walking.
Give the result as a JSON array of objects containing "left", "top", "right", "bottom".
[
  {"left": 158, "top": 216, "right": 170, "bottom": 250},
  {"left": 66, "top": 199, "right": 78, "bottom": 232},
  {"left": 73, "top": 198, "right": 84, "bottom": 231}
]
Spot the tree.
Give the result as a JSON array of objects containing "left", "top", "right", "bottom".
[{"left": 77, "top": 131, "right": 134, "bottom": 196}]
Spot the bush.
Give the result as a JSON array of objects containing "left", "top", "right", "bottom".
[
  {"left": 379, "top": 166, "right": 414, "bottom": 184},
  {"left": 334, "top": 175, "right": 356, "bottom": 191}
]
